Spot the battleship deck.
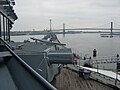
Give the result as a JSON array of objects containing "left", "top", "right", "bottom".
[
  {"left": 63, "top": 64, "right": 120, "bottom": 89},
  {"left": 10, "top": 42, "right": 72, "bottom": 54},
  {"left": 10, "top": 42, "right": 52, "bottom": 54},
  {"left": 51, "top": 68, "right": 115, "bottom": 90}
]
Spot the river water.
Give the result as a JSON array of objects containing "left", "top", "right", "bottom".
[{"left": 11, "top": 33, "right": 120, "bottom": 57}]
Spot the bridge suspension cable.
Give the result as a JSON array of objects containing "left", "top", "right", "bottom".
[
  {"left": 114, "top": 22, "right": 120, "bottom": 28},
  {"left": 52, "top": 25, "right": 63, "bottom": 30},
  {"left": 96, "top": 22, "right": 110, "bottom": 28},
  {"left": 51, "top": 22, "right": 120, "bottom": 32}
]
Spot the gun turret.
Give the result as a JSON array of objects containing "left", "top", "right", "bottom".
[{"left": 47, "top": 48, "right": 73, "bottom": 64}]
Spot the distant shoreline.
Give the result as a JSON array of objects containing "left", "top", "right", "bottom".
[{"left": 10, "top": 31, "right": 120, "bottom": 36}]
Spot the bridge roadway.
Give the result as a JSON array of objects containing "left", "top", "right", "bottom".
[{"left": 52, "top": 28, "right": 120, "bottom": 31}]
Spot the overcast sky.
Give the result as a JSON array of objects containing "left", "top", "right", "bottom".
[{"left": 12, "top": 0, "right": 120, "bottom": 31}]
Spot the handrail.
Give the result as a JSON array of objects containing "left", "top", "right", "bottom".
[
  {"left": 0, "top": 38, "right": 11, "bottom": 48},
  {"left": 0, "top": 38, "right": 57, "bottom": 90}
]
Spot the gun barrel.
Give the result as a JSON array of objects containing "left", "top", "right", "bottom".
[{"left": 48, "top": 53, "right": 73, "bottom": 64}]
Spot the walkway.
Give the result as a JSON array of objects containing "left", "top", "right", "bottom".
[
  {"left": 66, "top": 64, "right": 120, "bottom": 89},
  {"left": 80, "top": 66, "right": 120, "bottom": 80},
  {"left": 51, "top": 68, "right": 115, "bottom": 90}
]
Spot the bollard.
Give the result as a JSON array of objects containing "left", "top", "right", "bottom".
[{"left": 93, "top": 49, "right": 97, "bottom": 57}]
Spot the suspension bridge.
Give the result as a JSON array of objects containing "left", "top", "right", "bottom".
[
  {"left": 12, "top": 22, "right": 120, "bottom": 36},
  {"left": 51, "top": 22, "right": 120, "bottom": 36}
]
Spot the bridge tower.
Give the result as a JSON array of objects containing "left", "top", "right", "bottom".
[
  {"left": 110, "top": 22, "right": 113, "bottom": 38},
  {"left": 63, "top": 24, "right": 65, "bottom": 36},
  {"left": 50, "top": 19, "right": 52, "bottom": 32}
]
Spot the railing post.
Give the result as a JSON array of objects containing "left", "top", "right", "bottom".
[
  {"left": 0, "top": 14, "right": 1, "bottom": 38},
  {"left": 115, "top": 54, "right": 119, "bottom": 86}
]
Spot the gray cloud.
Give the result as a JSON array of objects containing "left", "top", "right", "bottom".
[
  {"left": 92, "top": 0, "right": 120, "bottom": 7},
  {"left": 12, "top": 0, "right": 120, "bottom": 31}
]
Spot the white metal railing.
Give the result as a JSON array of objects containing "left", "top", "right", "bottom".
[{"left": 91, "top": 57, "right": 120, "bottom": 64}]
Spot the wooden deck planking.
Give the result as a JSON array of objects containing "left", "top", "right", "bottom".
[{"left": 51, "top": 68, "right": 115, "bottom": 90}]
